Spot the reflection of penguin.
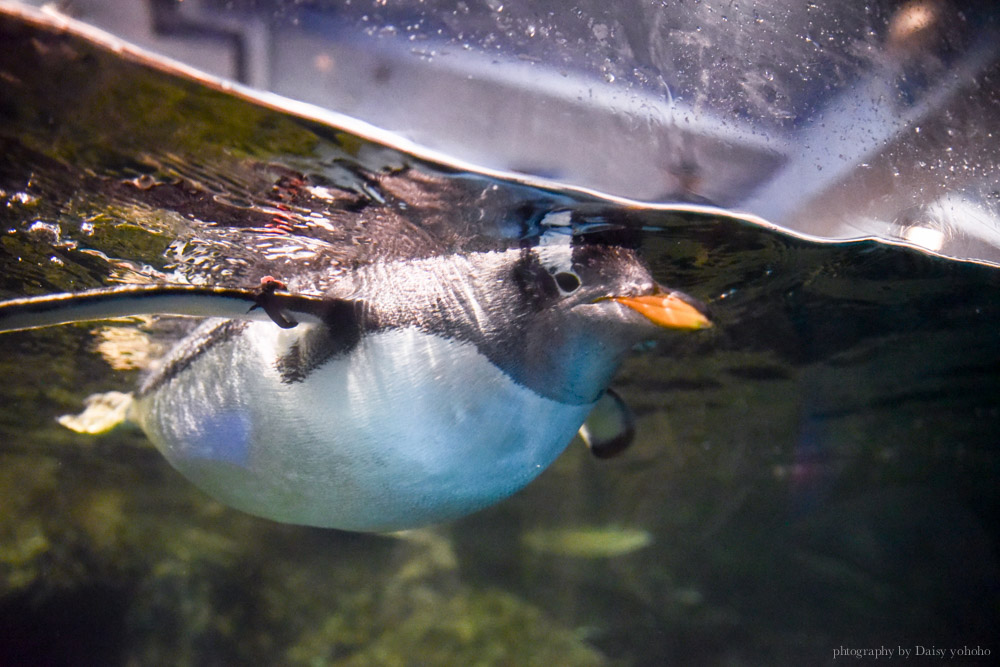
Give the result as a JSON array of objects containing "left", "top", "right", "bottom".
[{"left": 0, "top": 237, "right": 709, "bottom": 532}]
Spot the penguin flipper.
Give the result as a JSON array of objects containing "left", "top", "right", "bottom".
[
  {"left": 578, "top": 387, "right": 637, "bottom": 459},
  {"left": 0, "top": 284, "right": 330, "bottom": 333}
]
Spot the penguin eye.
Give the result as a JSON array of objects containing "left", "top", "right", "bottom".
[{"left": 553, "top": 271, "right": 581, "bottom": 293}]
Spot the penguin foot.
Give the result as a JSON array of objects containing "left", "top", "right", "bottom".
[
  {"left": 58, "top": 391, "right": 134, "bottom": 434},
  {"left": 579, "top": 388, "right": 636, "bottom": 459},
  {"left": 250, "top": 276, "right": 298, "bottom": 329}
]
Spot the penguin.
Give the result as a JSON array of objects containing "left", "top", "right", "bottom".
[
  {"left": 0, "top": 1, "right": 716, "bottom": 531},
  {"left": 0, "top": 234, "right": 709, "bottom": 532}
]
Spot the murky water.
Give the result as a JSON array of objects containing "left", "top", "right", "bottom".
[{"left": 1, "top": 10, "right": 998, "bottom": 666}]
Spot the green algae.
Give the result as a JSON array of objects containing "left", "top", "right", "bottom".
[
  {"left": 0, "top": 28, "right": 319, "bottom": 172},
  {"left": 327, "top": 588, "right": 605, "bottom": 667}
]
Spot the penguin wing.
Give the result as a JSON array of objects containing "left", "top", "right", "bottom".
[{"left": 0, "top": 284, "right": 336, "bottom": 333}]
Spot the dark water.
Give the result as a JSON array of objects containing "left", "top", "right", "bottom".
[{"left": 1, "top": 10, "right": 999, "bottom": 666}]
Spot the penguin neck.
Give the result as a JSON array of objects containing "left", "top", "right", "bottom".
[{"left": 513, "top": 315, "right": 632, "bottom": 405}]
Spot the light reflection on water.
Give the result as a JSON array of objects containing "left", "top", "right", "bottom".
[{"left": 0, "top": 8, "right": 998, "bottom": 666}]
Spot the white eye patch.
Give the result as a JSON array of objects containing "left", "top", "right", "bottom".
[{"left": 536, "top": 211, "right": 576, "bottom": 287}]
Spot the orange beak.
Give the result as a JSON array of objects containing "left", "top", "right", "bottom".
[{"left": 609, "top": 291, "right": 711, "bottom": 330}]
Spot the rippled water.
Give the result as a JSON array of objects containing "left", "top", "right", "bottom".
[{"left": 1, "top": 9, "right": 998, "bottom": 666}]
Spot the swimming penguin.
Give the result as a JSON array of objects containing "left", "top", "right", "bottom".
[
  {"left": 0, "top": 0, "right": 716, "bottom": 532},
  {"left": 0, "top": 237, "right": 709, "bottom": 532}
]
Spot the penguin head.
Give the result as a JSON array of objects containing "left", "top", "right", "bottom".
[
  {"left": 515, "top": 239, "right": 704, "bottom": 326},
  {"left": 500, "top": 238, "right": 711, "bottom": 404}
]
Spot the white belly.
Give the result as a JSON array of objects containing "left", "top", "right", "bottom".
[{"left": 135, "top": 323, "right": 593, "bottom": 531}]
